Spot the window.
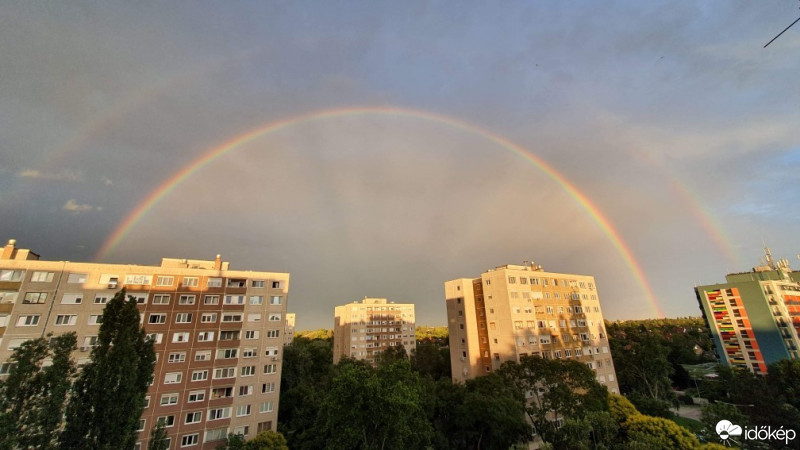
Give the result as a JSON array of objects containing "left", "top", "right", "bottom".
[
  {"left": 0, "top": 292, "right": 18, "bottom": 304},
  {"left": 129, "top": 293, "right": 147, "bottom": 304},
  {"left": 241, "top": 366, "right": 256, "bottom": 376},
  {"left": 31, "top": 271, "right": 54, "bottom": 282},
  {"left": 508, "top": 276, "right": 516, "bottom": 284},
  {"left": 244, "top": 330, "right": 259, "bottom": 339},
  {"left": 191, "top": 370, "right": 208, "bottom": 381},
  {"left": 251, "top": 280, "right": 265, "bottom": 288},
  {"left": 161, "top": 393, "right": 179, "bottom": 406},
  {"left": 264, "top": 347, "right": 279, "bottom": 357},
  {"left": 83, "top": 336, "right": 99, "bottom": 347},
  {"left": 205, "top": 428, "right": 228, "bottom": 443},
  {"left": 261, "top": 382, "right": 276, "bottom": 393},
  {"left": 270, "top": 296, "right": 282, "bottom": 305},
  {"left": 197, "top": 331, "right": 214, "bottom": 342},
  {"left": 268, "top": 313, "right": 282, "bottom": 322},
  {"left": 263, "top": 364, "right": 277, "bottom": 374},
  {"left": 157, "top": 415, "right": 175, "bottom": 427},
  {"left": 54, "top": 314, "right": 77, "bottom": 326},
  {"left": 217, "top": 348, "right": 238, "bottom": 359},
  {"left": 271, "top": 281, "right": 281, "bottom": 289},
  {"left": 23, "top": 292, "right": 47, "bottom": 304},
  {"left": 0, "top": 270, "right": 24, "bottom": 282},
  {"left": 242, "top": 348, "right": 257, "bottom": 358},
  {"left": 137, "top": 419, "right": 145, "bottom": 432},
  {"left": 184, "top": 412, "right": 202, "bottom": 425},
  {"left": 204, "top": 295, "right": 219, "bottom": 305},
  {"left": 220, "top": 330, "right": 240, "bottom": 340},
  {"left": 213, "top": 367, "right": 236, "bottom": 379},
  {"left": 207, "top": 277, "right": 222, "bottom": 288},
  {"left": 194, "top": 350, "right": 211, "bottom": 361},
  {"left": 249, "top": 296, "right": 263, "bottom": 305},
  {"left": 236, "top": 405, "right": 251, "bottom": 417},
  {"left": 175, "top": 313, "right": 193, "bottom": 324},
  {"left": 222, "top": 314, "right": 242, "bottom": 323},
  {"left": 224, "top": 295, "right": 245, "bottom": 305},
  {"left": 94, "top": 294, "right": 110, "bottom": 304},
  {"left": 17, "top": 315, "right": 40, "bottom": 326},
  {"left": 247, "top": 314, "right": 261, "bottom": 322},
  {"left": 152, "top": 294, "right": 170, "bottom": 305},
  {"left": 178, "top": 295, "right": 196, "bottom": 305},
  {"left": 181, "top": 433, "right": 199, "bottom": 447},
  {"left": 61, "top": 293, "right": 83, "bottom": 304},
  {"left": 173, "top": 332, "right": 190, "bottom": 343},
  {"left": 188, "top": 390, "right": 205, "bottom": 402},
  {"left": 259, "top": 401, "right": 273, "bottom": 413},
  {"left": 239, "top": 385, "right": 254, "bottom": 396},
  {"left": 149, "top": 314, "right": 167, "bottom": 324},
  {"left": 67, "top": 273, "right": 87, "bottom": 284},
  {"left": 201, "top": 313, "right": 217, "bottom": 323},
  {"left": 156, "top": 276, "right": 174, "bottom": 286},
  {"left": 164, "top": 372, "right": 182, "bottom": 384},
  {"left": 227, "top": 279, "right": 246, "bottom": 288},
  {"left": 181, "top": 277, "right": 199, "bottom": 287},
  {"left": 144, "top": 396, "right": 151, "bottom": 408},
  {"left": 211, "top": 387, "right": 233, "bottom": 399},
  {"left": 266, "top": 330, "right": 280, "bottom": 339},
  {"left": 168, "top": 352, "right": 186, "bottom": 363},
  {"left": 145, "top": 333, "right": 163, "bottom": 344}
]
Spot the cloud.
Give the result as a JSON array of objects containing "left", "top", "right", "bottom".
[
  {"left": 63, "top": 199, "right": 102, "bottom": 213},
  {"left": 17, "top": 169, "right": 84, "bottom": 182}
]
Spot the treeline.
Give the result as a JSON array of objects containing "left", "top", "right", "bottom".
[{"left": 278, "top": 335, "right": 727, "bottom": 449}]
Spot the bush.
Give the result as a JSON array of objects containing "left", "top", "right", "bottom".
[{"left": 678, "top": 394, "right": 694, "bottom": 405}]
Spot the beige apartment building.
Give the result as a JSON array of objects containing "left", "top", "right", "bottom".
[
  {"left": 332, "top": 298, "right": 416, "bottom": 366},
  {"left": 284, "top": 313, "right": 295, "bottom": 346},
  {"left": 0, "top": 239, "right": 288, "bottom": 450},
  {"left": 445, "top": 262, "right": 619, "bottom": 393}
]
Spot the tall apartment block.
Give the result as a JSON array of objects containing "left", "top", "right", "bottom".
[
  {"left": 284, "top": 313, "right": 295, "bottom": 346},
  {"left": 696, "top": 249, "right": 800, "bottom": 375},
  {"left": 445, "top": 262, "right": 619, "bottom": 393},
  {"left": 332, "top": 298, "right": 416, "bottom": 366},
  {"left": 0, "top": 239, "right": 289, "bottom": 450}
]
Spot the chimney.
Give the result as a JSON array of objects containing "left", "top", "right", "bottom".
[
  {"left": 214, "top": 254, "right": 222, "bottom": 270},
  {"left": 1, "top": 239, "right": 16, "bottom": 260}
]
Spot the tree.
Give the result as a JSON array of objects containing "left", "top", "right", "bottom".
[
  {"left": 147, "top": 420, "right": 169, "bottom": 450},
  {"left": 0, "top": 332, "right": 76, "bottom": 450},
  {"left": 622, "top": 414, "right": 700, "bottom": 450},
  {"left": 61, "top": 289, "right": 156, "bottom": 449},
  {"left": 313, "top": 359, "right": 432, "bottom": 449},
  {"left": 243, "top": 431, "right": 289, "bottom": 450},
  {"left": 496, "top": 356, "right": 608, "bottom": 444}
]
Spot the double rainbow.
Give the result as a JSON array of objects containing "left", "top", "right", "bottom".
[{"left": 96, "top": 106, "right": 666, "bottom": 317}]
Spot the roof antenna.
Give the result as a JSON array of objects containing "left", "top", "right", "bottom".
[{"left": 764, "top": 2, "right": 800, "bottom": 48}]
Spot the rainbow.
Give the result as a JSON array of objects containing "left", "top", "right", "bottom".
[{"left": 96, "top": 106, "right": 666, "bottom": 317}]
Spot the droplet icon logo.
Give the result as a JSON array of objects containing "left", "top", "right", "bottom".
[{"left": 716, "top": 420, "right": 743, "bottom": 441}]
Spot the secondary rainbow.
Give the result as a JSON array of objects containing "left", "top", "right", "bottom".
[{"left": 96, "top": 106, "right": 666, "bottom": 317}]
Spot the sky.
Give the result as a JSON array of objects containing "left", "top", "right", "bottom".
[{"left": 2, "top": 1, "right": 800, "bottom": 330}]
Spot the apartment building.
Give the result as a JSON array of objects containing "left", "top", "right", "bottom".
[
  {"left": 444, "top": 262, "right": 619, "bottom": 393},
  {"left": 284, "top": 313, "right": 295, "bottom": 346},
  {"left": 332, "top": 298, "right": 416, "bottom": 366},
  {"left": 0, "top": 239, "right": 289, "bottom": 450},
  {"left": 696, "top": 248, "right": 800, "bottom": 374}
]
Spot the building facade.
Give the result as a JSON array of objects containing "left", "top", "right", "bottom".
[
  {"left": 332, "top": 298, "right": 416, "bottom": 366},
  {"left": 695, "top": 249, "right": 800, "bottom": 374},
  {"left": 444, "top": 262, "right": 619, "bottom": 393},
  {"left": 0, "top": 239, "right": 289, "bottom": 449},
  {"left": 284, "top": 313, "right": 295, "bottom": 346}
]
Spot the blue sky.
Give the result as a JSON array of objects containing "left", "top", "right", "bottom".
[{"left": 2, "top": 1, "right": 800, "bottom": 328}]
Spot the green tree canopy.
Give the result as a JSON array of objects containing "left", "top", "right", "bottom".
[{"left": 61, "top": 289, "right": 156, "bottom": 450}]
